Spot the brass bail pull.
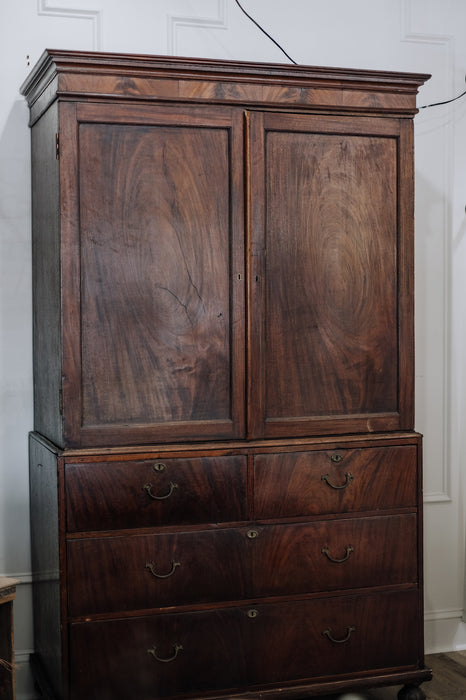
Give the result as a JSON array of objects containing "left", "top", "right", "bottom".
[
  {"left": 322, "top": 626, "right": 356, "bottom": 644},
  {"left": 321, "top": 472, "right": 353, "bottom": 490},
  {"left": 148, "top": 644, "right": 183, "bottom": 663},
  {"left": 146, "top": 560, "right": 181, "bottom": 579},
  {"left": 321, "top": 545, "right": 354, "bottom": 564},
  {"left": 143, "top": 481, "right": 178, "bottom": 500}
]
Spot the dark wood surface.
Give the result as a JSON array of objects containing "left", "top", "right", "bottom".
[
  {"left": 254, "top": 445, "right": 418, "bottom": 518},
  {"left": 248, "top": 112, "right": 413, "bottom": 438},
  {"left": 23, "top": 52, "right": 430, "bottom": 700},
  {"left": 68, "top": 589, "right": 421, "bottom": 700},
  {"left": 59, "top": 104, "right": 245, "bottom": 448},
  {"left": 65, "top": 455, "right": 247, "bottom": 532}
]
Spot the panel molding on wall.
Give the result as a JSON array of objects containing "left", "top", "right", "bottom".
[
  {"left": 37, "top": 0, "right": 102, "bottom": 50},
  {"left": 167, "top": 0, "right": 228, "bottom": 56},
  {"left": 401, "top": 0, "right": 453, "bottom": 504}
]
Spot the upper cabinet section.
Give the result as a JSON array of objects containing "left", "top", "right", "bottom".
[{"left": 21, "top": 51, "right": 429, "bottom": 449}]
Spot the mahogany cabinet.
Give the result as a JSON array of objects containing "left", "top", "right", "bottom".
[{"left": 22, "top": 50, "right": 431, "bottom": 700}]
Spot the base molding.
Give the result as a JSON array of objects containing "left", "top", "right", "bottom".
[{"left": 425, "top": 612, "right": 466, "bottom": 653}]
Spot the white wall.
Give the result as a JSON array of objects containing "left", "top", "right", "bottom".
[{"left": 1, "top": 2, "right": 465, "bottom": 698}]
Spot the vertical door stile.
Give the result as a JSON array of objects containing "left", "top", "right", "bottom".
[{"left": 245, "top": 111, "right": 266, "bottom": 439}]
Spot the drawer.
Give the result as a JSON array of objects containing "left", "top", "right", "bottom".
[
  {"left": 254, "top": 445, "right": 417, "bottom": 518},
  {"left": 67, "top": 528, "right": 249, "bottom": 616},
  {"left": 67, "top": 514, "right": 417, "bottom": 616},
  {"left": 69, "top": 589, "right": 421, "bottom": 700},
  {"left": 252, "top": 513, "right": 418, "bottom": 596},
  {"left": 65, "top": 455, "right": 247, "bottom": 532}
]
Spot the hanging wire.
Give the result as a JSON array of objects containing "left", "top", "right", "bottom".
[
  {"left": 233, "top": 1, "right": 466, "bottom": 109},
  {"left": 420, "top": 88, "right": 466, "bottom": 109},
  {"left": 233, "top": 0, "right": 298, "bottom": 65}
]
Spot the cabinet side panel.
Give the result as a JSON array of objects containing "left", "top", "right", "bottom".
[
  {"left": 31, "top": 105, "right": 63, "bottom": 446},
  {"left": 29, "top": 435, "right": 63, "bottom": 698}
]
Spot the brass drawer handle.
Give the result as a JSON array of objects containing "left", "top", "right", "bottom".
[
  {"left": 143, "top": 481, "right": 178, "bottom": 500},
  {"left": 321, "top": 545, "right": 354, "bottom": 563},
  {"left": 323, "top": 626, "right": 355, "bottom": 644},
  {"left": 321, "top": 472, "right": 353, "bottom": 490},
  {"left": 146, "top": 560, "right": 180, "bottom": 579},
  {"left": 148, "top": 643, "right": 183, "bottom": 664}
]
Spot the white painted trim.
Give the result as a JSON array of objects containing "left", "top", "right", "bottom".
[
  {"left": 424, "top": 607, "right": 463, "bottom": 622},
  {"left": 167, "top": 0, "right": 228, "bottom": 56},
  {"left": 15, "top": 649, "right": 34, "bottom": 664},
  {"left": 37, "top": 0, "right": 102, "bottom": 50},
  {"left": 401, "top": 0, "right": 454, "bottom": 504},
  {"left": 0, "top": 572, "right": 33, "bottom": 584}
]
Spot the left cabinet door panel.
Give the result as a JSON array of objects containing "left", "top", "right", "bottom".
[{"left": 58, "top": 103, "right": 245, "bottom": 448}]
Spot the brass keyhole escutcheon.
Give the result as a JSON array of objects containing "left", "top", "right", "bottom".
[
  {"left": 153, "top": 462, "right": 166, "bottom": 472},
  {"left": 331, "top": 454, "right": 343, "bottom": 463},
  {"left": 247, "top": 609, "right": 259, "bottom": 618},
  {"left": 247, "top": 529, "right": 259, "bottom": 539}
]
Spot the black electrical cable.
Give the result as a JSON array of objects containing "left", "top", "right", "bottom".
[
  {"left": 233, "top": 1, "right": 466, "bottom": 109},
  {"left": 233, "top": 0, "right": 298, "bottom": 65},
  {"left": 420, "top": 89, "right": 466, "bottom": 109}
]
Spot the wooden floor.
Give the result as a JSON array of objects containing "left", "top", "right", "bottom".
[{"left": 327, "top": 652, "right": 466, "bottom": 699}]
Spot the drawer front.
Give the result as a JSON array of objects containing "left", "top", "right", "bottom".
[
  {"left": 68, "top": 514, "right": 418, "bottom": 615},
  {"left": 69, "top": 607, "right": 249, "bottom": 700},
  {"left": 65, "top": 455, "right": 247, "bottom": 532},
  {"left": 249, "top": 589, "right": 421, "bottom": 686},
  {"left": 252, "top": 514, "right": 418, "bottom": 596},
  {"left": 69, "top": 589, "right": 421, "bottom": 700},
  {"left": 254, "top": 445, "right": 417, "bottom": 518},
  {"left": 67, "top": 528, "right": 249, "bottom": 616}
]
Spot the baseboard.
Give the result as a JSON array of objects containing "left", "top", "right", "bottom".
[{"left": 424, "top": 610, "right": 466, "bottom": 653}]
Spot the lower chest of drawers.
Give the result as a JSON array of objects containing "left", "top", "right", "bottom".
[{"left": 61, "top": 437, "right": 422, "bottom": 698}]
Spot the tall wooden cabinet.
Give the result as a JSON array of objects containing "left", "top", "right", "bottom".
[{"left": 21, "top": 50, "right": 431, "bottom": 700}]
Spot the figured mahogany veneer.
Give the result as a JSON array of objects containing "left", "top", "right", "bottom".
[
  {"left": 23, "top": 51, "right": 431, "bottom": 700},
  {"left": 65, "top": 455, "right": 247, "bottom": 532},
  {"left": 68, "top": 590, "right": 421, "bottom": 700}
]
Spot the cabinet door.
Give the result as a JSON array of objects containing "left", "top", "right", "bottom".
[
  {"left": 248, "top": 112, "right": 414, "bottom": 438},
  {"left": 60, "top": 103, "right": 245, "bottom": 447}
]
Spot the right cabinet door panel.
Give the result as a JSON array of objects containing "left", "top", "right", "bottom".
[{"left": 248, "top": 113, "right": 414, "bottom": 438}]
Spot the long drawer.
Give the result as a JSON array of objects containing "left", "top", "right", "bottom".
[
  {"left": 67, "top": 514, "right": 417, "bottom": 615},
  {"left": 65, "top": 455, "right": 247, "bottom": 532},
  {"left": 254, "top": 445, "right": 417, "bottom": 518},
  {"left": 69, "top": 589, "right": 421, "bottom": 700}
]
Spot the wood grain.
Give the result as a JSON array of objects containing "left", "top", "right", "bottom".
[
  {"left": 65, "top": 455, "right": 247, "bottom": 532},
  {"left": 254, "top": 116, "right": 399, "bottom": 434},
  {"left": 254, "top": 445, "right": 418, "bottom": 518},
  {"left": 79, "top": 122, "right": 231, "bottom": 426}
]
